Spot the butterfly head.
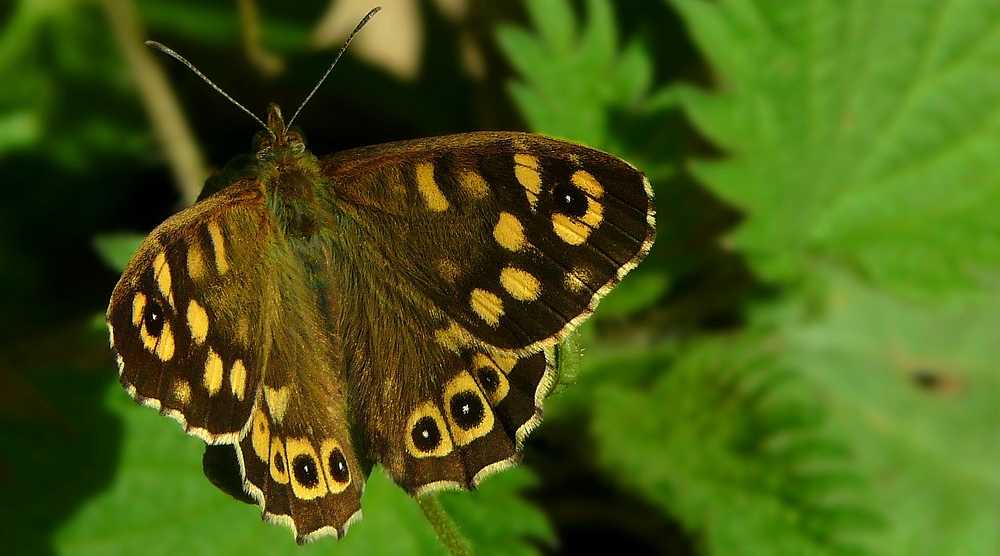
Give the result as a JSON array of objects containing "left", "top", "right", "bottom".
[{"left": 254, "top": 103, "right": 307, "bottom": 160}]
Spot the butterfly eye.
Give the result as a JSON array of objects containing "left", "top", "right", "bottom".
[
  {"left": 144, "top": 299, "right": 165, "bottom": 336},
  {"left": 476, "top": 368, "right": 501, "bottom": 394},
  {"left": 292, "top": 454, "right": 320, "bottom": 488},
  {"left": 411, "top": 416, "right": 443, "bottom": 452},
  {"left": 327, "top": 448, "right": 350, "bottom": 484},
  {"left": 449, "top": 391, "right": 486, "bottom": 430},
  {"left": 552, "top": 182, "right": 589, "bottom": 218}
]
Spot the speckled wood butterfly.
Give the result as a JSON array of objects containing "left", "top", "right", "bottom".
[{"left": 106, "top": 8, "right": 654, "bottom": 545}]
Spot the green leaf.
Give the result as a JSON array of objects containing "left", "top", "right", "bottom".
[
  {"left": 592, "top": 338, "right": 878, "bottom": 556},
  {"left": 53, "top": 380, "right": 551, "bottom": 555},
  {"left": 673, "top": 0, "right": 1000, "bottom": 298},
  {"left": 93, "top": 233, "right": 146, "bottom": 273},
  {"left": 780, "top": 270, "right": 1000, "bottom": 556}
]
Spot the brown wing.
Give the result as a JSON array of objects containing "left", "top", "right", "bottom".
[{"left": 320, "top": 132, "right": 654, "bottom": 493}]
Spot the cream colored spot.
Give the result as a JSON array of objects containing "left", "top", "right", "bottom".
[
  {"left": 251, "top": 408, "right": 270, "bottom": 462},
  {"left": 270, "top": 437, "right": 289, "bottom": 484},
  {"left": 265, "top": 386, "right": 291, "bottom": 424},
  {"left": 207, "top": 221, "right": 229, "bottom": 274},
  {"left": 470, "top": 289, "right": 504, "bottom": 327},
  {"left": 443, "top": 372, "right": 495, "bottom": 446},
  {"left": 437, "top": 258, "right": 461, "bottom": 284},
  {"left": 416, "top": 162, "right": 449, "bottom": 211},
  {"left": 435, "top": 321, "right": 474, "bottom": 352},
  {"left": 514, "top": 153, "right": 541, "bottom": 208},
  {"left": 459, "top": 170, "right": 489, "bottom": 199},
  {"left": 494, "top": 212, "right": 526, "bottom": 252},
  {"left": 230, "top": 359, "right": 247, "bottom": 401},
  {"left": 286, "top": 438, "right": 329, "bottom": 500},
  {"left": 187, "top": 241, "right": 207, "bottom": 281},
  {"left": 186, "top": 299, "right": 208, "bottom": 345},
  {"left": 571, "top": 169, "right": 604, "bottom": 198},
  {"left": 320, "top": 439, "right": 352, "bottom": 494},
  {"left": 564, "top": 267, "right": 592, "bottom": 293},
  {"left": 203, "top": 349, "right": 224, "bottom": 396},
  {"left": 405, "top": 401, "right": 453, "bottom": 458},
  {"left": 500, "top": 267, "right": 541, "bottom": 302},
  {"left": 154, "top": 252, "right": 174, "bottom": 308},
  {"left": 131, "top": 292, "right": 147, "bottom": 327},
  {"left": 172, "top": 379, "right": 192, "bottom": 405}
]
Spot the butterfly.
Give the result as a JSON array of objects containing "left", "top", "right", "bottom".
[{"left": 106, "top": 8, "right": 655, "bottom": 545}]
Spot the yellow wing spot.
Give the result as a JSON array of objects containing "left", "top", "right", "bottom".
[
  {"left": 435, "top": 321, "right": 474, "bottom": 352},
  {"left": 470, "top": 289, "right": 504, "bottom": 327},
  {"left": 320, "top": 439, "right": 352, "bottom": 494},
  {"left": 471, "top": 354, "right": 510, "bottom": 405},
  {"left": 514, "top": 153, "right": 541, "bottom": 209},
  {"left": 564, "top": 267, "right": 592, "bottom": 293},
  {"left": 131, "top": 292, "right": 147, "bottom": 327},
  {"left": 405, "top": 401, "right": 454, "bottom": 458},
  {"left": 286, "top": 438, "right": 329, "bottom": 500},
  {"left": 459, "top": 170, "right": 490, "bottom": 199},
  {"left": 251, "top": 408, "right": 270, "bottom": 462},
  {"left": 500, "top": 266, "right": 541, "bottom": 302},
  {"left": 571, "top": 169, "right": 604, "bottom": 198},
  {"left": 230, "top": 359, "right": 247, "bottom": 401},
  {"left": 172, "top": 379, "right": 192, "bottom": 405},
  {"left": 494, "top": 212, "right": 526, "bottom": 252},
  {"left": 203, "top": 349, "right": 224, "bottom": 396},
  {"left": 416, "top": 162, "right": 450, "bottom": 212},
  {"left": 265, "top": 386, "right": 291, "bottom": 424},
  {"left": 154, "top": 252, "right": 174, "bottom": 308},
  {"left": 207, "top": 221, "right": 229, "bottom": 274},
  {"left": 437, "top": 258, "right": 462, "bottom": 284},
  {"left": 186, "top": 299, "right": 209, "bottom": 345},
  {"left": 270, "top": 437, "right": 290, "bottom": 484},
  {"left": 146, "top": 321, "right": 175, "bottom": 361},
  {"left": 553, "top": 195, "right": 604, "bottom": 245},
  {"left": 186, "top": 241, "right": 207, "bottom": 282},
  {"left": 492, "top": 352, "right": 518, "bottom": 374},
  {"left": 443, "top": 372, "right": 495, "bottom": 446}
]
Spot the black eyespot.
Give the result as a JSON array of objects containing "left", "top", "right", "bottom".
[
  {"left": 144, "top": 299, "right": 164, "bottom": 337},
  {"left": 274, "top": 452, "right": 286, "bottom": 474},
  {"left": 450, "top": 391, "right": 485, "bottom": 430},
  {"left": 477, "top": 368, "right": 501, "bottom": 394},
  {"left": 552, "top": 182, "right": 589, "bottom": 217},
  {"left": 292, "top": 454, "right": 319, "bottom": 488},
  {"left": 327, "top": 448, "right": 350, "bottom": 484},
  {"left": 411, "top": 416, "right": 442, "bottom": 452}
]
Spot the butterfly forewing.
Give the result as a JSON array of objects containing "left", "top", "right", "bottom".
[
  {"left": 322, "top": 132, "right": 655, "bottom": 353},
  {"left": 108, "top": 181, "right": 270, "bottom": 442}
]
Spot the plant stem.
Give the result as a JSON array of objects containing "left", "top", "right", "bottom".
[{"left": 416, "top": 493, "right": 474, "bottom": 556}]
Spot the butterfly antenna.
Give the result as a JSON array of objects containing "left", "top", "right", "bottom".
[
  {"left": 146, "top": 40, "right": 273, "bottom": 139},
  {"left": 287, "top": 6, "right": 382, "bottom": 128}
]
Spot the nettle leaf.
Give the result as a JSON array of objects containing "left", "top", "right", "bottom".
[
  {"left": 54, "top": 381, "right": 551, "bottom": 555},
  {"left": 592, "top": 338, "right": 878, "bottom": 556},
  {"left": 497, "top": 0, "right": 668, "bottom": 169},
  {"left": 781, "top": 270, "right": 1000, "bottom": 556},
  {"left": 673, "top": 0, "right": 1000, "bottom": 298}
]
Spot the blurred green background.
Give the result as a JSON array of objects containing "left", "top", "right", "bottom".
[{"left": 3, "top": 0, "right": 1000, "bottom": 554}]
